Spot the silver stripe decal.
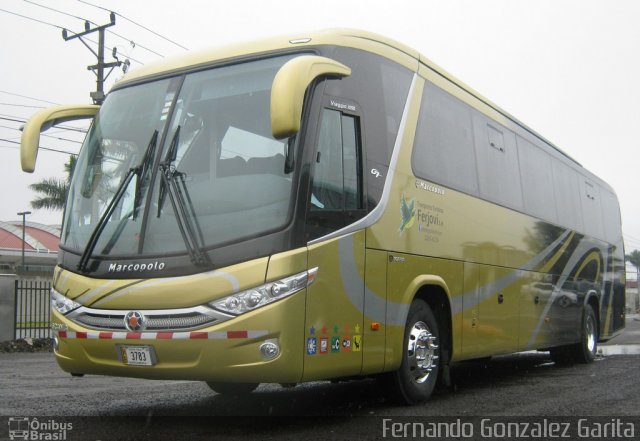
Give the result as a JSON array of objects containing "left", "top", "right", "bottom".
[
  {"left": 525, "top": 236, "right": 598, "bottom": 349},
  {"left": 452, "top": 229, "right": 572, "bottom": 315}
]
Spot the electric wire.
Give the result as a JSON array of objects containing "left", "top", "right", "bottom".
[
  {"left": 24, "top": 0, "right": 158, "bottom": 60},
  {"left": 0, "top": 90, "right": 60, "bottom": 106},
  {"left": 23, "top": 0, "right": 88, "bottom": 23},
  {"left": 0, "top": 6, "right": 64, "bottom": 29},
  {"left": 0, "top": 138, "right": 78, "bottom": 156},
  {"left": 78, "top": 0, "right": 189, "bottom": 50},
  {"left": 20, "top": 0, "right": 146, "bottom": 64},
  {"left": 0, "top": 7, "right": 100, "bottom": 47},
  {"left": 0, "top": 124, "right": 82, "bottom": 144},
  {"left": 0, "top": 102, "right": 46, "bottom": 109},
  {"left": 0, "top": 115, "right": 88, "bottom": 133}
]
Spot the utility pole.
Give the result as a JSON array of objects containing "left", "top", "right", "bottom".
[
  {"left": 62, "top": 13, "right": 122, "bottom": 104},
  {"left": 17, "top": 211, "right": 31, "bottom": 270}
]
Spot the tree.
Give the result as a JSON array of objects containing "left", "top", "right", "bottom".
[{"left": 29, "top": 155, "right": 77, "bottom": 211}]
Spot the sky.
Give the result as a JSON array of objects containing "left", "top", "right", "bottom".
[{"left": 1, "top": 0, "right": 639, "bottom": 271}]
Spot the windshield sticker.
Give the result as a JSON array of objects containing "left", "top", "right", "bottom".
[{"left": 160, "top": 92, "right": 175, "bottom": 121}]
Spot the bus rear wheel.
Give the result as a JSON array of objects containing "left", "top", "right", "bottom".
[
  {"left": 550, "top": 303, "right": 598, "bottom": 365},
  {"left": 573, "top": 303, "right": 598, "bottom": 363},
  {"left": 206, "top": 381, "right": 259, "bottom": 395},
  {"left": 387, "top": 299, "right": 441, "bottom": 404}
]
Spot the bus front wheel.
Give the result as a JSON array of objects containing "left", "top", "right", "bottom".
[{"left": 387, "top": 299, "right": 441, "bottom": 404}]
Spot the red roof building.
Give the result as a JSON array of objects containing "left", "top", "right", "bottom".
[{"left": 0, "top": 221, "right": 60, "bottom": 276}]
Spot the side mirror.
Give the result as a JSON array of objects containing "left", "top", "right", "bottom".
[
  {"left": 21, "top": 104, "right": 99, "bottom": 172},
  {"left": 271, "top": 55, "right": 351, "bottom": 139}
]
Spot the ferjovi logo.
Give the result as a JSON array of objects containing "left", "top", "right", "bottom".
[{"left": 108, "top": 261, "right": 166, "bottom": 273}]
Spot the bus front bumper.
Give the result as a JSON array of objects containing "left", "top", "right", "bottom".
[{"left": 51, "top": 294, "right": 305, "bottom": 383}]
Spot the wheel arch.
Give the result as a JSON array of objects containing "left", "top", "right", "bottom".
[{"left": 406, "top": 277, "right": 453, "bottom": 366}]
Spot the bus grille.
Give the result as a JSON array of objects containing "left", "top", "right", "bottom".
[{"left": 67, "top": 306, "right": 231, "bottom": 332}]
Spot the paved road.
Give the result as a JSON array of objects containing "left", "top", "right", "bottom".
[{"left": 1, "top": 316, "right": 639, "bottom": 440}]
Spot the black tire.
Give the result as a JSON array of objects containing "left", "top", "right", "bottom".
[
  {"left": 574, "top": 303, "right": 598, "bottom": 363},
  {"left": 205, "top": 381, "right": 259, "bottom": 395},
  {"left": 386, "top": 300, "right": 441, "bottom": 404},
  {"left": 550, "top": 303, "right": 598, "bottom": 365}
]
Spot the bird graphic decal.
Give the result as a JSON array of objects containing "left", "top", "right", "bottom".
[{"left": 399, "top": 193, "right": 416, "bottom": 233}]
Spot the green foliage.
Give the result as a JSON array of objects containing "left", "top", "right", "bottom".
[
  {"left": 28, "top": 155, "right": 77, "bottom": 212},
  {"left": 626, "top": 250, "right": 640, "bottom": 273}
]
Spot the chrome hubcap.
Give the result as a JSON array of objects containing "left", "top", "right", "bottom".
[
  {"left": 586, "top": 314, "right": 596, "bottom": 353},
  {"left": 407, "top": 321, "right": 439, "bottom": 384}
]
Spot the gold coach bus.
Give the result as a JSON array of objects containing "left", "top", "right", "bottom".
[{"left": 21, "top": 29, "right": 625, "bottom": 404}]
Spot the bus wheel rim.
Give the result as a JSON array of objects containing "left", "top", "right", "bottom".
[
  {"left": 407, "top": 321, "right": 439, "bottom": 384},
  {"left": 586, "top": 314, "right": 596, "bottom": 353}
]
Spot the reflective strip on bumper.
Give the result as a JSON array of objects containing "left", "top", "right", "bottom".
[{"left": 57, "top": 330, "right": 269, "bottom": 340}]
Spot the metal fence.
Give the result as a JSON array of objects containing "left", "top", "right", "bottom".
[{"left": 14, "top": 280, "right": 51, "bottom": 339}]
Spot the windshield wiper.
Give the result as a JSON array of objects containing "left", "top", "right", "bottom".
[
  {"left": 133, "top": 130, "right": 159, "bottom": 219},
  {"left": 156, "top": 125, "right": 179, "bottom": 217},
  {"left": 156, "top": 127, "right": 211, "bottom": 267},
  {"left": 77, "top": 130, "right": 158, "bottom": 273}
]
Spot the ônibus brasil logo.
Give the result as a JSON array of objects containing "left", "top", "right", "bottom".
[{"left": 8, "top": 417, "right": 72, "bottom": 440}]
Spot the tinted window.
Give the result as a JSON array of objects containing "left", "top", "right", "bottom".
[
  {"left": 580, "top": 179, "right": 605, "bottom": 240},
  {"left": 600, "top": 190, "right": 622, "bottom": 244},
  {"left": 307, "top": 108, "right": 364, "bottom": 239},
  {"left": 551, "top": 161, "right": 584, "bottom": 233},
  {"left": 473, "top": 116, "right": 523, "bottom": 209},
  {"left": 322, "top": 47, "right": 413, "bottom": 208},
  {"left": 412, "top": 81, "right": 478, "bottom": 195},
  {"left": 517, "top": 135, "right": 557, "bottom": 222}
]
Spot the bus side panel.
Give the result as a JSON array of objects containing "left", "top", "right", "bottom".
[
  {"left": 460, "top": 262, "right": 481, "bottom": 359},
  {"left": 302, "top": 231, "right": 365, "bottom": 381},
  {"left": 385, "top": 253, "right": 463, "bottom": 369},
  {"left": 362, "top": 248, "right": 388, "bottom": 375},
  {"left": 518, "top": 271, "right": 554, "bottom": 351}
]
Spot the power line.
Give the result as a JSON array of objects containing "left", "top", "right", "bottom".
[
  {"left": 0, "top": 7, "right": 100, "bottom": 46},
  {"left": 0, "top": 102, "right": 46, "bottom": 109},
  {"left": 0, "top": 124, "right": 82, "bottom": 144},
  {"left": 0, "top": 7, "right": 63, "bottom": 29},
  {"left": 25, "top": 0, "right": 158, "bottom": 60},
  {"left": 0, "top": 91, "right": 60, "bottom": 105},
  {"left": 624, "top": 233, "right": 640, "bottom": 244},
  {"left": 0, "top": 139, "right": 78, "bottom": 156},
  {"left": 0, "top": 115, "right": 88, "bottom": 133},
  {"left": 78, "top": 0, "right": 189, "bottom": 51},
  {"left": 23, "top": 0, "right": 90, "bottom": 24}
]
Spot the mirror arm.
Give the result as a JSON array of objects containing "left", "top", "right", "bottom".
[
  {"left": 271, "top": 55, "right": 351, "bottom": 140},
  {"left": 21, "top": 104, "right": 99, "bottom": 172}
]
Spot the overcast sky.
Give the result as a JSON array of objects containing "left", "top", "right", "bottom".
[{"left": 1, "top": 0, "right": 639, "bottom": 263}]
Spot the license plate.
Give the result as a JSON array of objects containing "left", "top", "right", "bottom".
[{"left": 119, "top": 345, "right": 156, "bottom": 366}]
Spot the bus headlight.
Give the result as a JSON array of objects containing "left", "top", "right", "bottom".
[
  {"left": 51, "top": 289, "right": 82, "bottom": 315},
  {"left": 210, "top": 268, "right": 317, "bottom": 315}
]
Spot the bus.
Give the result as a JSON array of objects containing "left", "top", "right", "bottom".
[{"left": 21, "top": 29, "right": 625, "bottom": 404}]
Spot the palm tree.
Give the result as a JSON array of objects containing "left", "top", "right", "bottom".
[{"left": 29, "top": 155, "right": 77, "bottom": 211}]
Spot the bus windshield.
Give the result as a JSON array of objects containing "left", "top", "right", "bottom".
[{"left": 62, "top": 55, "right": 297, "bottom": 264}]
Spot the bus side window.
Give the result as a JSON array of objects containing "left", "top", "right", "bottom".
[{"left": 307, "top": 108, "right": 364, "bottom": 240}]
